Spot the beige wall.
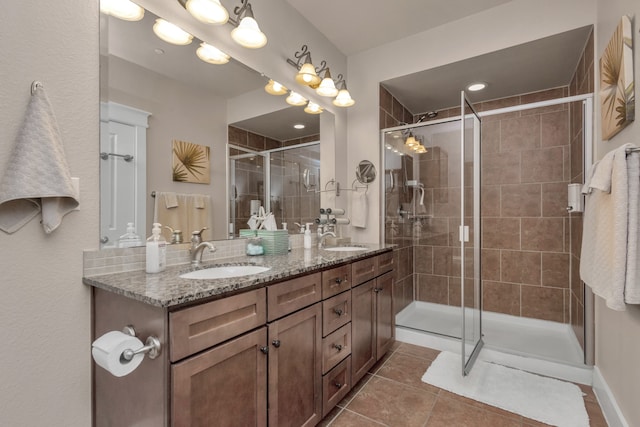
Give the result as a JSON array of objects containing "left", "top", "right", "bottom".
[
  {"left": 107, "top": 56, "right": 228, "bottom": 240},
  {"left": 0, "top": 1, "right": 98, "bottom": 426},
  {"left": 0, "top": 0, "right": 346, "bottom": 425},
  {"left": 594, "top": 0, "right": 640, "bottom": 425},
  {"left": 347, "top": 0, "right": 597, "bottom": 244}
]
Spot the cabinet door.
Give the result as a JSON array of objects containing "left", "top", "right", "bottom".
[
  {"left": 351, "top": 280, "right": 375, "bottom": 384},
  {"left": 171, "top": 328, "right": 267, "bottom": 427},
  {"left": 268, "top": 303, "right": 322, "bottom": 427},
  {"left": 375, "top": 271, "right": 395, "bottom": 359}
]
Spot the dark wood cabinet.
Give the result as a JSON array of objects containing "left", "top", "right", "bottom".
[
  {"left": 351, "top": 279, "right": 376, "bottom": 384},
  {"left": 268, "top": 303, "right": 323, "bottom": 427},
  {"left": 351, "top": 259, "right": 395, "bottom": 385},
  {"left": 171, "top": 327, "right": 268, "bottom": 427},
  {"left": 92, "top": 250, "right": 393, "bottom": 427}
]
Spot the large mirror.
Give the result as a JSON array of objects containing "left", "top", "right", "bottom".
[{"left": 100, "top": 5, "right": 328, "bottom": 247}]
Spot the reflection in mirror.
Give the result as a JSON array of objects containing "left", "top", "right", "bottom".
[
  {"left": 99, "top": 5, "right": 329, "bottom": 247},
  {"left": 227, "top": 114, "right": 320, "bottom": 236},
  {"left": 355, "top": 160, "right": 377, "bottom": 184}
]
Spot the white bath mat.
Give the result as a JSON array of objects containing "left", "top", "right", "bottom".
[{"left": 422, "top": 351, "right": 589, "bottom": 427}]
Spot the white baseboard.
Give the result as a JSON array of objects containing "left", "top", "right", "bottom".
[{"left": 592, "top": 366, "right": 629, "bottom": 427}]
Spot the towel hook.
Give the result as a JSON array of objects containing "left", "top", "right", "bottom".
[{"left": 31, "top": 81, "right": 43, "bottom": 95}]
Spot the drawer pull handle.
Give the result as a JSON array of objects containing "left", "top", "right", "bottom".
[
  {"left": 333, "top": 381, "right": 343, "bottom": 389},
  {"left": 260, "top": 346, "right": 269, "bottom": 354},
  {"left": 332, "top": 344, "right": 344, "bottom": 351},
  {"left": 333, "top": 308, "right": 344, "bottom": 316},
  {"left": 272, "top": 339, "right": 281, "bottom": 348},
  {"left": 334, "top": 278, "right": 343, "bottom": 284}
]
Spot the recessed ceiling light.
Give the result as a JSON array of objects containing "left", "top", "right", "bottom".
[
  {"left": 467, "top": 82, "right": 487, "bottom": 92},
  {"left": 293, "top": 124, "right": 305, "bottom": 129}
]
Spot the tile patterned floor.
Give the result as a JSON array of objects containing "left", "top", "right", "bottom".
[{"left": 319, "top": 342, "right": 608, "bottom": 427}]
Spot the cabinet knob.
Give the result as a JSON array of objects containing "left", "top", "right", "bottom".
[
  {"left": 333, "top": 308, "right": 344, "bottom": 316},
  {"left": 260, "top": 346, "right": 269, "bottom": 354},
  {"left": 332, "top": 344, "right": 344, "bottom": 351},
  {"left": 272, "top": 339, "right": 281, "bottom": 348},
  {"left": 334, "top": 277, "right": 343, "bottom": 284},
  {"left": 333, "top": 381, "right": 343, "bottom": 389},
  {"left": 373, "top": 287, "right": 381, "bottom": 293}
]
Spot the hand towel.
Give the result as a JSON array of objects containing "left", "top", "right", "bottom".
[
  {"left": 185, "top": 194, "right": 212, "bottom": 236},
  {"left": 0, "top": 86, "right": 79, "bottom": 234},
  {"left": 624, "top": 151, "right": 640, "bottom": 303},
  {"left": 193, "top": 194, "right": 205, "bottom": 209},
  {"left": 351, "top": 190, "right": 368, "bottom": 228},
  {"left": 163, "top": 192, "right": 178, "bottom": 209},
  {"left": 580, "top": 144, "right": 633, "bottom": 310}
]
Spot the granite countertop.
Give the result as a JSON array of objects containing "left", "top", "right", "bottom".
[{"left": 83, "top": 244, "right": 392, "bottom": 308}]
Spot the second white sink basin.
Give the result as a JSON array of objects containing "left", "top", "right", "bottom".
[
  {"left": 323, "top": 246, "right": 368, "bottom": 252},
  {"left": 180, "top": 265, "right": 271, "bottom": 280}
]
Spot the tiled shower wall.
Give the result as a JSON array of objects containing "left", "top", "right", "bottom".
[
  {"left": 382, "top": 85, "right": 583, "bottom": 325},
  {"left": 380, "top": 86, "right": 416, "bottom": 314}
]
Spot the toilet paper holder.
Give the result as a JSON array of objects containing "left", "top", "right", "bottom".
[{"left": 121, "top": 325, "right": 161, "bottom": 361}]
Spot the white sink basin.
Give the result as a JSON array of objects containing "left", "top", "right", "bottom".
[
  {"left": 180, "top": 265, "right": 271, "bottom": 280},
  {"left": 322, "top": 246, "right": 368, "bottom": 252}
]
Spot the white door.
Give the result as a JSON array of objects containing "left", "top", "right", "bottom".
[{"left": 99, "top": 102, "right": 149, "bottom": 248}]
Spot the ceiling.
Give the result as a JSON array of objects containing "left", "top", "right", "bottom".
[
  {"left": 285, "top": 0, "right": 514, "bottom": 56},
  {"left": 381, "top": 26, "right": 593, "bottom": 114},
  {"left": 285, "top": 0, "right": 592, "bottom": 114}
]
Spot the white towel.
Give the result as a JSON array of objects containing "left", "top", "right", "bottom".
[
  {"left": 351, "top": 190, "right": 368, "bottom": 228},
  {"left": 0, "top": 87, "right": 79, "bottom": 234},
  {"left": 580, "top": 144, "right": 634, "bottom": 310},
  {"left": 625, "top": 151, "right": 640, "bottom": 303},
  {"left": 163, "top": 192, "right": 178, "bottom": 209}
]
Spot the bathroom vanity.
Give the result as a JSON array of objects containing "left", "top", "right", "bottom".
[{"left": 85, "top": 245, "right": 394, "bottom": 427}]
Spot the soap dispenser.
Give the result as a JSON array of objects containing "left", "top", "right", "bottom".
[
  {"left": 303, "top": 223, "right": 313, "bottom": 249},
  {"left": 146, "top": 223, "right": 167, "bottom": 273},
  {"left": 118, "top": 223, "right": 142, "bottom": 248}
]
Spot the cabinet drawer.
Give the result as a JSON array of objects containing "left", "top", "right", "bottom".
[
  {"left": 376, "top": 251, "right": 394, "bottom": 275},
  {"left": 322, "top": 356, "right": 351, "bottom": 417},
  {"left": 322, "top": 291, "right": 351, "bottom": 336},
  {"left": 170, "top": 288, "right": 266, "bottom": 362},
  {"left": 352, "top": 256, "right": 376, "bottom": 286},
  {"left": 267, "top": 272, "right": 322, "bottom": 321},
  {"left": 321, "top": 264, "right": 351, "bottom": 298},
  {"left": 322, "top": 323, "right": 351, "bottom": 374}
]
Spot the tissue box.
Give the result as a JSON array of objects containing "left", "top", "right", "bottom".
[{"left": 257, "top": 230, "right": 289, "bottom": 255}]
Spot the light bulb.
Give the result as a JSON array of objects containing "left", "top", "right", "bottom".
[
  {"left": 231, "top": 17, "right": 267, "bottom": 48},
  {"left": 153, "top": 19, "right": 193, "bottom": 45},
  {"left": 196, "top": 42, "right": 230, "bottom": 64},
  {"left": 100, "top": 0, "right": 144, "bottom": 21},
  {"left": 286, "top": 91, "right": 307, "bottom": 106},
  {"left": 185, "top": 0, "right": 229, "bottom": 24}
]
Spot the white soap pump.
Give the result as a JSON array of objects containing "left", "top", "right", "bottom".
[
  {"left": 303, "top": 223, "right": 313, "bottom": 249},
  {"left": 146, "top": 223, "right": 167, "bottom": 273}
]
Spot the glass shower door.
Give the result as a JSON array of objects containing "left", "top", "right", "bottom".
[{"left": 460, "top": 91, "right": 483, "bottom": 375}]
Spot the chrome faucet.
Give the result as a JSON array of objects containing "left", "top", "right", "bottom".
[
  {"left": 190, "top": 228, "right": 215, "bottom": 266},
  {"left": 318, "top": 231, "right": 337, "bottom": 249}
]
